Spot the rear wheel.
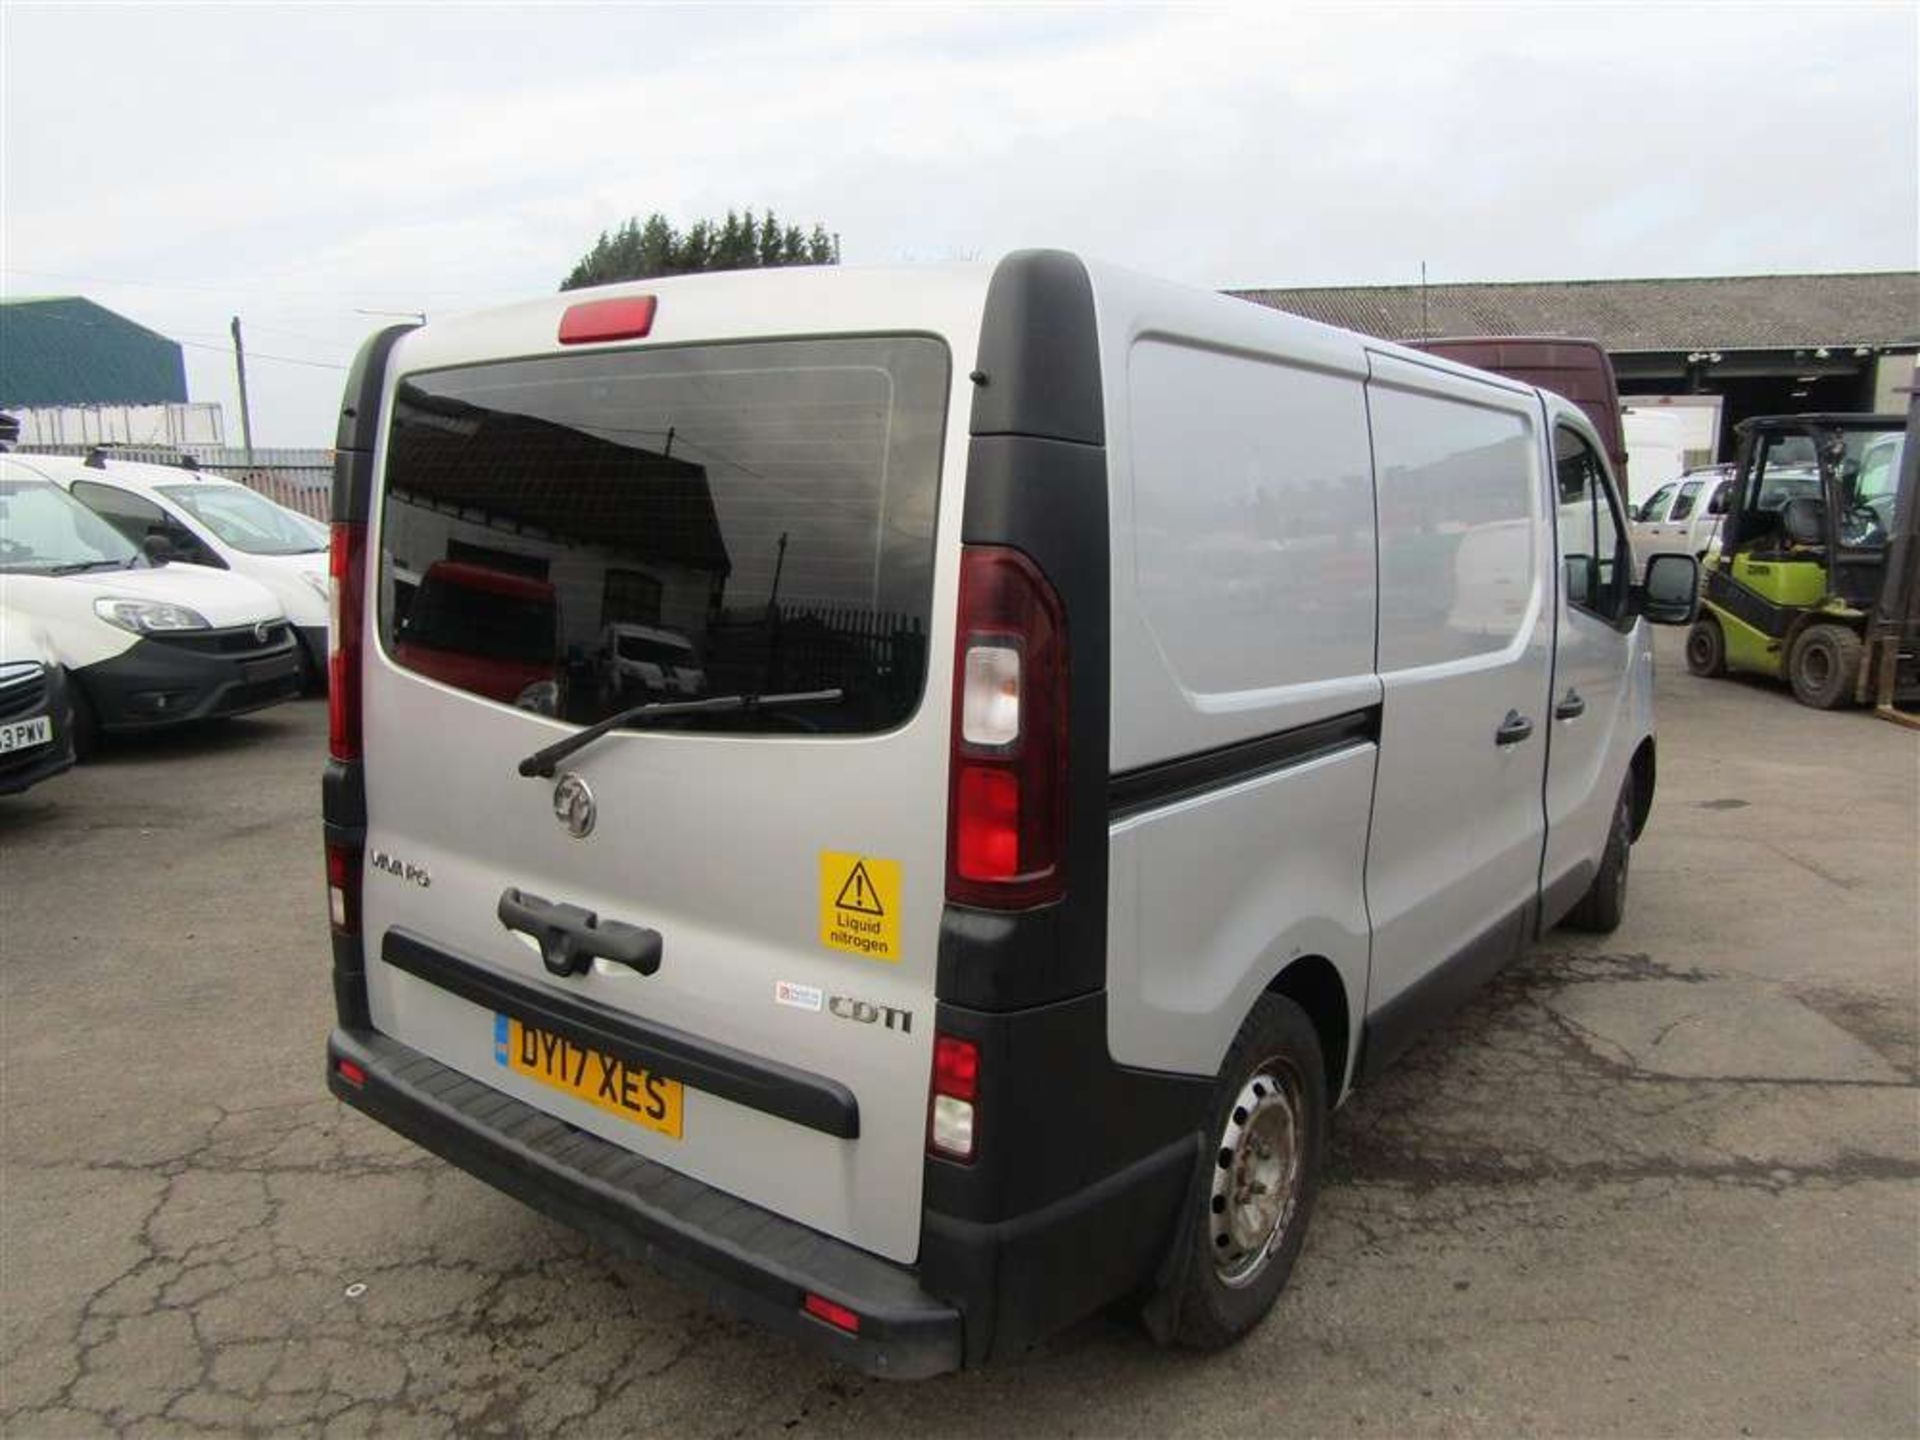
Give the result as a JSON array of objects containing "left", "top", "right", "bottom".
[
  {"left": 1685, "top": 616, "right": 1726, "bottom": 677},
  {"left": 1168, "top": 994, "right": 1326, "bottom": 1351},
  {"left": 1788, "top": 624, "right": 1862, "bottom": 710},
  {"left": 1564, "top": 781, "right": 1631, "bottom": 934}
]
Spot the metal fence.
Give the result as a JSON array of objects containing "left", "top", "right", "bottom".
[{"left": 12, "top": 444, "right": 333, "bottom": 521}]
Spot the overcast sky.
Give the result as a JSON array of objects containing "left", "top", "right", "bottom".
[{"left": 4, "top": 2, "right": 1916, "bottom": 446}]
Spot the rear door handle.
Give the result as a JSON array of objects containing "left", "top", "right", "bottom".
[
  {"left": 499, "top": 887, "right": 663, "bottom": 979},
  {"left": 1495, "top": 710, "right": 1535, "bottom": 746},
  {"left": 1555, "top": 689, "right": 1587, "bottom": 721}
]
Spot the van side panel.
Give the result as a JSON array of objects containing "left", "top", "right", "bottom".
[
  {"left": 1360, "top": 352, "right": 1553, "bottom": 1062},
  {"left": 1099, "top": 314, "right": 1380, "bottom": 1082}
]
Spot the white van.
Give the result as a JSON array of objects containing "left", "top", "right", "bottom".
[
  {"left": 0, "top": 457, "right": 303, "bottom": 753},
  {"left": 26, "top": 453, "right": 331, "bottom": 686},
  {"left": 599, "top": 621, "right": 706, "bottom": 701},
  {"left": 321, "top": 254, "right": 1698, "bottom": 1377}
]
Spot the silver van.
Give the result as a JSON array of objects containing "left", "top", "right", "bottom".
[{"left": 322, "top": 252, "right": 1698, "bottom": 1376}]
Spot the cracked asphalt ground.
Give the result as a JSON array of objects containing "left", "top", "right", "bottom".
[{"left": 3, "top": 629, "right": 1916, "bottom": 1438}]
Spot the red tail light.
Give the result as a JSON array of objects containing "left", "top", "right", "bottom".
[
  {"left": 328, "top": 521, "right": 367, "bottom": 762},
  {"left": 325, "top": 840, "right": 362, "bottom": 936},
  {"left": 946, "top": 546, "right": 1068, "bottom": 908},
  {"left": 928, "top": 1033, "right": 980, "bottom": 1162}
]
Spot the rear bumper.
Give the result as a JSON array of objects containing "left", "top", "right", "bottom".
[
  {"left": 326, "top": 1026, "right": 964, "bottom": 1379},
  {"left": 77, "top": 631, "right": 303, "bottom": 731}
]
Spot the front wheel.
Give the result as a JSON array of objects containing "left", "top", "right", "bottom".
[
  {"left": 1685, "top": 616, "right": 1726, "bottom": 677},
  {"left": 1788, "top": 624, "right": 1862, "bottom": 710},
  {"left": 1167, "top": 994, "right": 1326, "bottom": 1351},
  {"left": 66, "top": 672, "right": 99, "bottom": 762}
]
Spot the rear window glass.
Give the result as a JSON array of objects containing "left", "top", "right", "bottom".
[{"left": 376, "top": 335, "right": 949, "bottom": 733}]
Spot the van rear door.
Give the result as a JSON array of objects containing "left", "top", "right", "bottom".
[{"left": 358, "top": 330, "right": 953, "bottom": 1263}]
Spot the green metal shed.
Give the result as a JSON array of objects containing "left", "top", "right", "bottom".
[{"left": 0, "top": 296, "right": 189, "bottom": 408}]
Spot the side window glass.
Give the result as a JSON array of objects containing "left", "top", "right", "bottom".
[
  {"left": 1707, "top": 481, "right": 1731, "bottom": 516},
  {"left": 1554, "top": 425, "right": 1627, "bottom": 621},
  {"left": 70, "top": 480, "right": 166, "bottom": 544},
  {"left": 1639, "top": 483, "right": 1675, "bottom": 523},
  {"left": 1670, "top": 481, "right": 1702, "bottom": 521}
]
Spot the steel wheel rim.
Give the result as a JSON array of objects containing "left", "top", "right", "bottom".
[
  {"left": 1209, "top": 1060, "right": 1304, "bottom": 1286},
  {"left": 1687, "top": 628, "right": 1713, "bottom": 668}
]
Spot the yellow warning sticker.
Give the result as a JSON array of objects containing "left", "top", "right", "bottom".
[{"left": 819, "top": 852, "right": 902, "bottom": 962}]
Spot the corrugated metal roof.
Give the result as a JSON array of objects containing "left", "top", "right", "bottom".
[
  {"left": 1226, "top": 272, "right": 1920, "bottom": 353},
  {"left": 0, "top": 296, "right": 189, "bottom": 407}
]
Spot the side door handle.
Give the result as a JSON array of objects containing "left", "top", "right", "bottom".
[
  {"left": 499, "top": 887, "right": 663, "bottom": 978},
  {"left": 1495, "top": 710, "right": 1535, "bottom": 746},
  {"left": 1555, "top": 689, "right": 1587, "bottom": 721}
]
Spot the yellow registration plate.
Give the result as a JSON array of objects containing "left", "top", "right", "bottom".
[{"left": 493, "top": 1015, "right": 683, "bottom": 1139}]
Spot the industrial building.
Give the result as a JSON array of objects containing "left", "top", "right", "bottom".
[
  {"left": 1231, "top": 271, "right": 1919, "bottom": 468},
  {"left": 0, "top": 295, "right": 222, "bottom": 446}
]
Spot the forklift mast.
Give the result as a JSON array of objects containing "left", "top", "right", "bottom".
[{"left": 1867, "top": 388, "right": 1920, "bottom": 720}]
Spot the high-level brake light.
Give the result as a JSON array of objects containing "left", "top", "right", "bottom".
[{"left": 558, "top": 295, "right": 657, "bottom": 345}]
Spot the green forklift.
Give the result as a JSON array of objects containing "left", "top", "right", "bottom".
[{"left": 1686, "top": 406, "right": 1919, "bottom": 715}]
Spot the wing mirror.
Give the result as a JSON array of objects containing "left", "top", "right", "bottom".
[
  {"left": 1635, "top": 552, "right": 1700, "bottom": 625},
  {"left": 141, "top": 533, "right": 174, "bottom": 566}
]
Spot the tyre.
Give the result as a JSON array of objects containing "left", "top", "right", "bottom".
[
  {"left": 1564, "top": 780, "right": 1631, "bottom": 934},
  {"left": 1168, "top": 994, "right": 1327, "bottom": 1351},
  {"left": 66, "top": 673, "right": 99, "bottom": 762},
  {"left": 1788, "top": 624, "right": 1862, "bottom": 710},
  {"left": 1685, "top": 616, "right": 1726, "bottom": 677},
  {"left": 295, "top": 635, "right": 325, "bottom": 694}
]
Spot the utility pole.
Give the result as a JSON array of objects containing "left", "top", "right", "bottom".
[
  {"left": 1420, "top": 262, "right": 1430, "bottom": 341},
  {"left": 230, "top": 316, "right": 255, "bottom": 466}
]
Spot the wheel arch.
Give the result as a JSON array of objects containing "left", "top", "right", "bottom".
[
  {"left": 1629, "top": 736, "right": 1655, "bottom": 841},
  {"left": 1264, "top": 955, "right": 1350, "bottom": 1104}
]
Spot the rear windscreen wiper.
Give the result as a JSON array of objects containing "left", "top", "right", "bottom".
[{"left": 517, "top": 688, "right": 844, "bottom": 779}]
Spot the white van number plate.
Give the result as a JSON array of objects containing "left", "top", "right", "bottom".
[{"left": 0, "top": 716, "right": 52, "bottom": 754}]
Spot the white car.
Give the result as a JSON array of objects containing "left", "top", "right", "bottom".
[
  {"left": 1631, "top": 465, "right": 1734, "bottom": 569},
  {"left": 13, "top": 452, "right": 331, "bottom": 687},
  {"left": 0, "top": 457, "right": 303, "bottom": 755},
  {"left": 0, "top": 614, "right": 76, "bottom": 795}
]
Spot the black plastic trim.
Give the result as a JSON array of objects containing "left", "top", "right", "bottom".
[
  {"left": 72, "top": 638, "right": 301, "bottom": 731},
  {"left": 332, "top": 323, "right": 417, "bottom": 524},
  {"left": 321, "top": 757, "right": 366, "bottom": 836},
  {"left": 968, "top": 249, "right": 1104, "bottom": 445},
  {"left": 945, "top": 252, "right": 1109, "bottom": 1013},
  {"left": 1109, "top": 707, "right": 1381, "bottom": 822},
  {"left": 381, "top": 929, "right": 859, "bottom": 1139},
  {"left": 327, "top": 1028, "right": 959, "bottom": 1379},
  {"left": 1704, "top": 565, "right": 1789, "bottom": 639},
  {"left": 916, "top": 991, "right": 1211, "bottom": 1363}
]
